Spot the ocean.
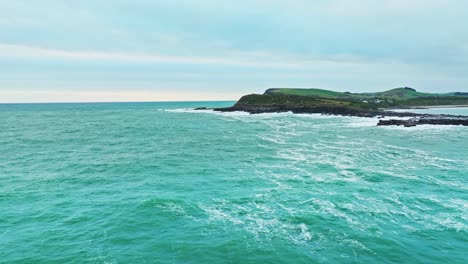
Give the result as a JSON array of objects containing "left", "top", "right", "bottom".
[{"left": 1, "top": 102, "right": 467, "bottom": 263}]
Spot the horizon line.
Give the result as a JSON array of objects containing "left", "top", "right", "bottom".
[{"left": 0, "top": 100, "right": 237, "bottom": 105}]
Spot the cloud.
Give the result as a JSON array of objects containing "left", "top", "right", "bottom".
[
  {"left": 0, "top": 90, "right": 242, "bottom": 103},
  {"left": 0, "top": 43, "right": 306, "bottom": 68},
  {"left": 2, "top": 42, "right": 416, "bottom": 70},
  {"left": 2, "top": 1, "right": 467, "bottom": 64},
  {"left": 0, "top": 0, "right": 467, "bottom": 102}
]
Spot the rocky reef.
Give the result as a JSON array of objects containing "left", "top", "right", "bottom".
[{"left": 377, "top": 117, "right": 468, "bottom": 127}]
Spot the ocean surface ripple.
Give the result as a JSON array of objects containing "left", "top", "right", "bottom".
[{"left": 1, "top": 102, "right": 467, "bottom": 263}]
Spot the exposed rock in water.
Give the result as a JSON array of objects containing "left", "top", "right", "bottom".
[
  {"left": 192, "top": 105, "right": 468, "bottom": 127},
  {"left": 378, "top": 117, "right": 468, "bottom": 127},
  {"left": 214, "top": 105, "right": 424, "bottom": 118}
]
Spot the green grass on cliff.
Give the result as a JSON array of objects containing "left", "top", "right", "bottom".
[
  {"left": 242, "top": 87, "right": 468, "bottom": 109},
  {"left": 398, "top": 96, "right": 468, "bottom": 106},
  {"left": 265, "top": 88, "right": 347, "bottom": 99},
  {"left": 264, "top": 87, "right": 468, "bottom": 108},
  {"left": 265, "top": 87, "right": 467, "bottom": 100}
]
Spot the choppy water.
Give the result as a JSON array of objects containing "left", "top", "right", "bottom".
[{"left": 1, "top": 102, "right": 467, "bottom": 263}]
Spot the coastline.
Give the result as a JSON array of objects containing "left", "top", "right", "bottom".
[
  {"left": 198, "top": 88, "right": 468, "bottom": 127},
  {"left": 394, "top": 105, "right": 468, "bottom": 109},
  {"left": 416, "top": 105, "right": 468, "bottom": 109},
  {"left": 190, "top": 106, "right": 468, "bottom": 127},
  {"left": 205, "top": 106, "right": 468, "bottom": 127}
]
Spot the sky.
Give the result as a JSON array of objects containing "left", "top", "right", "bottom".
[{"left": 1, "top": 0, "right": 468, "bottom": 102}]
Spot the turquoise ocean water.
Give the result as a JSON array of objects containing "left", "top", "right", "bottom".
[{"left": 1, "top": 102, "right": 467, "bottom": 263}]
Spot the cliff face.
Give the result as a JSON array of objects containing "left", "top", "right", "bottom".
[
  {"left": 215, "top": 93, "right": 387, "bottom": 117},
  {"left": 234, "top": 94, "right": 376, "bottom": 110}
]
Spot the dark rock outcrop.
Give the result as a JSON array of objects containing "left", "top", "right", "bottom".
[
  {"left": 378, "top": 117, "right": 468, "bottom": 127},
  {"left": 214, "top": 105, "right": 423, "bottom": 118}
]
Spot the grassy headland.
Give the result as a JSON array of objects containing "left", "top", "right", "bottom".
[
  {"left": 214, "top": 87, "right": 468, "bottom": 117},
  {"left": 264, "top": 87, "right": 468, "bottom": 108}
]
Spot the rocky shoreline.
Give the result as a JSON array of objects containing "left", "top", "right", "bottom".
[
  {"left": 193, "top": 87, "right": 468, "bottom": 127},
  {"left": 194, "top": 106, "right": 468, "bottom": 127},
  {"left": 377, "top": 117, "right": 468, "bottom": 127},
  {"left": 210, "top": 105, "right": 421, "bottom": 118}
]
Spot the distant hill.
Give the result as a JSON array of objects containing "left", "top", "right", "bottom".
[{"left": 265, "top": 87, "right": 468, "bottom": 101}]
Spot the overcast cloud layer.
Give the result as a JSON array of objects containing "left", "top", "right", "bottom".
[{"left": 1, "top": 0, "right": 467, "bottom": 102}]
